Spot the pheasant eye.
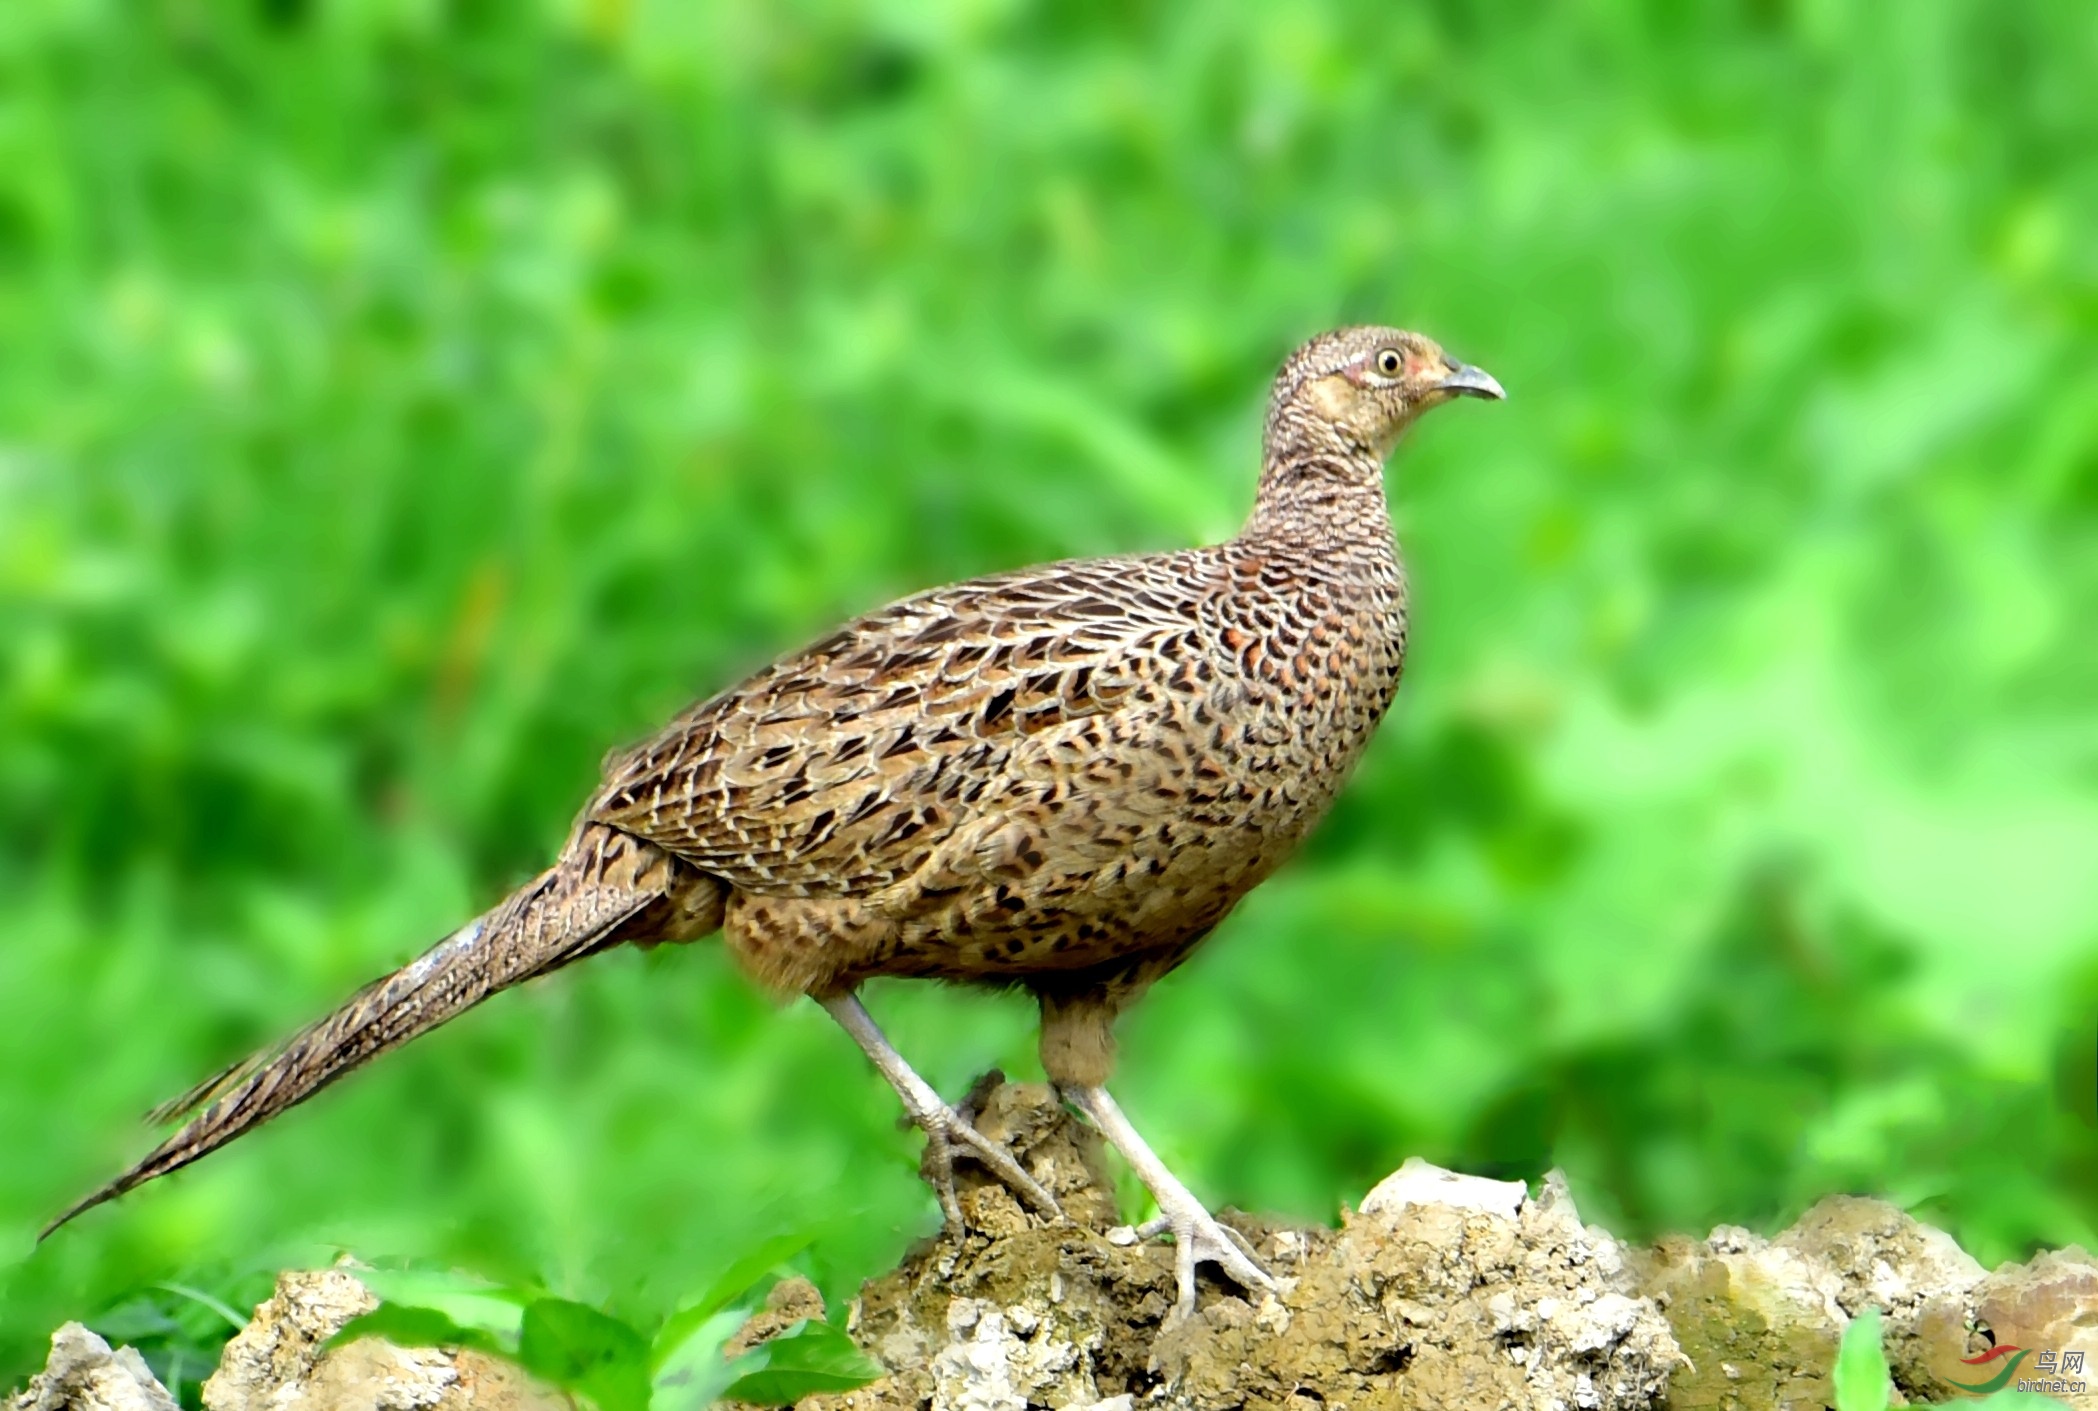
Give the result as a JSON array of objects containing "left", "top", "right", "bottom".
[{"left": 1375, "top": 349, "right": 1404, "bottom": 377}]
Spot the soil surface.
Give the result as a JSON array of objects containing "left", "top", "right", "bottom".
[{"left": 11, "top": 1081, "right": 2094, "bottom": 1410}]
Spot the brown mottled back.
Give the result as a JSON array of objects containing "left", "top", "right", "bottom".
[{"left": 50, "top": 325, "right": 1503, "bottom": 1251}]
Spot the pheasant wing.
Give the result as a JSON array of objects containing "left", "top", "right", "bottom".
[{"left": 588, "top": 553, "right": 1216, "bottom": 895}]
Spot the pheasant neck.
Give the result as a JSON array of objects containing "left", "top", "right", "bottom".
[{"left": 1242, "top": 450, "right": 1397, "bottom": 570}]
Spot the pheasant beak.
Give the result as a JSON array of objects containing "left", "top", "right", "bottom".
[{"left": 1436, "top": 361, "right": 1505, "bottom": 401}]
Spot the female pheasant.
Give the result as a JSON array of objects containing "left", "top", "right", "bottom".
[{"left": 52, "top": 326, "right": 1503, "bottom": 1318}]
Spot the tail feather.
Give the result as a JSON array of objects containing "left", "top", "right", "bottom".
[{"left": 46, "top": 823, "right": 716, "bottom": 1237}]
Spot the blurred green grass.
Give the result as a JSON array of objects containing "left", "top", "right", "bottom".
[{"left": 5, "top": 0, "right": 2098, "bottom": 1390}]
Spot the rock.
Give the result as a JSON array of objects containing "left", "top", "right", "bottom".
[
  {"left": 1359, "top": 1157, "right": 1529, "bottom": 1221},
  {"left": 1775, "top": 1195, "right": 1986, "bottom": 1316},
  {"left": 203, "top": 1267, "right": 377, "bottom": 1411},
  {"left": 1638, "top": 1226, "right": 1850, "bottom": 1409},
  {"left": 22, "top": 1082, "right": 2098, "bottom": 1411},
  {"left": 723, "top": 1276, "right": 831, "bottom": 1362},
  {"left": 779, "top": 1083, "right": 1683, "bottom": 1410},
  {"left": 1970, "top": 1247, "right": 2098, "bottom": 1410},
  {"left": 1778, "top": 1195, "right": 1986, "bottom": 1405},
  {"left": 927, "top": 1299, "right": 1077, "bottom": 1411},
  {"left": 1191, "top": 1161, "right": 1684, "bottom": 1411},
  {"left": 6, "top": 1324, "right": 179, "bottom": 1411},
  {"left": 202, "top": 1267, "right": 562, "bottom": 1411},
  {"left": 1634, "top": 1195, "right": 1993, "bottom": 1409}
]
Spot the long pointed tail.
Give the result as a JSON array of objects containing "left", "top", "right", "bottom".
[{"left": 45, "top": 823, "right": 721, "bottom": 1236}]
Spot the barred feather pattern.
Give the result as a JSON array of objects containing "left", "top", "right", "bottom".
[
  {"left": 46, "top": 824, "right": 720, "bottom": 1234},
  {"left": 52, "top": 325, "right": 1493, "bottom": 1230}
]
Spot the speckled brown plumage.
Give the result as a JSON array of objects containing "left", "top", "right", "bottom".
[{"left": 51, "top": 326, "right": 1503, "bottom": 1311}]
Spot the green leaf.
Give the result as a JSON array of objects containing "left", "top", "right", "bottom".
[
  {"left": 649, "top": 1308, "right": 748, "bottom": 1411},
  {"left": 646, "top": 1225, "right": 824, "bottom": 1406},
  {"left": 89, "top": 1297, "right": 182, "bottom": 1342},
  {"left": 717, "top": 1320, "right": 883, "bottom": 1407},
  {"left": 653, "top": 1229, "right": 819, "bottom": 1365},
  {"left": 518, "top": 1297, "right": 653, "bottom": 1411},
  {"left": 330, "top": 1303, "right": 506, "bottom": 1356},
  {"left": 1833, "top": 1308, "right": 1890, "bottom": 1411},
  {"left": 83, "top": 1271, "right": 280, "bottom": 1410},
  {"left": 354, "top": 1267, "right": 533, "bottom": 1344},
  {"left": 150, "top": 1281, "right": 249, "bottom": 1331}
]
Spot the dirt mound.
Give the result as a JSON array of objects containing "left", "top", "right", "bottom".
[{"left": 12, "top": 1082, "right": 2092, "bottom": 1410}]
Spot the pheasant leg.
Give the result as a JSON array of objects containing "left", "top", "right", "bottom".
[
  {"left": 818, "top": 993, "right": 1061, "bottom": 1227},
  {"left": 1060, "top": 1082, "right": 1275, "bottom": 1320}
]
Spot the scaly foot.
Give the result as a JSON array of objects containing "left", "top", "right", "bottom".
[
  {"left": 909, "top": 1094, "right": 1061, "bottom": 1228},
  {"left": 1061, "top": 1083, "right": 1276, "bottom": 1320},
  {"left": 819, "top": 993, "right": 1061, "bottom": 1228}
]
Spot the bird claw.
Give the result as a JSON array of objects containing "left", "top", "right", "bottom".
[
  {"left": 1060, "top": 1083, "right": 1275, "bottom": 1322},
  {"left": 1141, "top": 1192, "right": 1276, "bottom": 1323},
  {"left": 818, "top": 997, "right": 1061, "bottom": 1231},
  {"left": 1112, "top": 1202, "right": 1274, "bottom": 1320},
  {"left": 913, "top": 1102, "right": 1063, "bottom": 1230}
]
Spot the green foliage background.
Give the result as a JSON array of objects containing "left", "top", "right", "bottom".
[{"left": 4, "top": 0, "right": 2097, "bottom": 1388}]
